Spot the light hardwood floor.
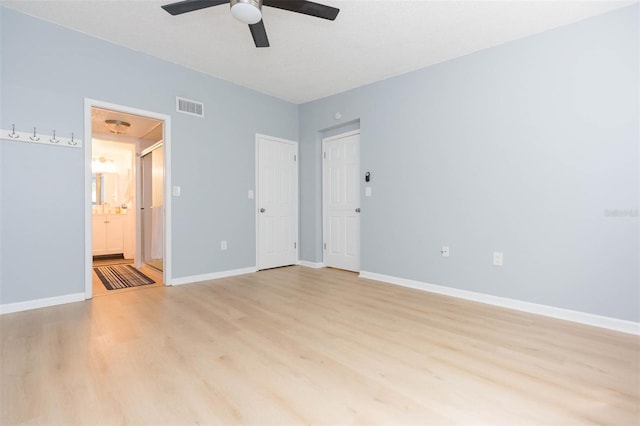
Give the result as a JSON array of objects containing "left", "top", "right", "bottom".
[{"left": 2, "top": 266, "right": 638, "bottom": 425}]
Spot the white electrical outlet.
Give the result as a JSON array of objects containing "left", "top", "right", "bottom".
[
  {"left": 221, "top": 240, "right": 228, "bottom": 251},
  {"left": 248, "top": 190, "right": 254, "bottom": 199},
  {"left": 441, "top": 246, "right": 450, "bottom": 257},
  {"left": 493, "top": 251, "right": 503, "bottom": 266}
]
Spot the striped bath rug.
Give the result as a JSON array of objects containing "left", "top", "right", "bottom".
[{"left": 94, "top": 264, "right": 155, "bottom": 291}]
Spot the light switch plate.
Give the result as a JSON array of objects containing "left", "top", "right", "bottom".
[
  {"left": 441, "top": 246, "right": 450, "bottom": 257},
  {"left": 248, "top": 190, "right": 254, "bottom": 199},
  {"left": 493, "top": 251, "right": 504, "bottom": 266},
  {"left": 172, "top": 186, "right": 181, "bottom": 197},
  {"left": 365, "top": 186, "right": 372, "bottom": 197}
]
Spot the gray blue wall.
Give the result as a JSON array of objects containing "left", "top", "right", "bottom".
[
  {"left": 1, "top": 5, "right": 638, "bottom": 323},
  {"left": 0, "top": 7, "right": 298, "bottom": 304},
  {"left": 299, "top": 5, "right": 639, "bottom": 322}
]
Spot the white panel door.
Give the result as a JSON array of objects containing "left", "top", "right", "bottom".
[
  {"left": 323, "top": 131, "right": 360, "bottom": 272},
  {"left": 257, "top": 135, "right": 298, "bottom": 270}
]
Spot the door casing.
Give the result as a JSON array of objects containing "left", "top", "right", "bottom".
[{"left": 84, "top": 98, "right": 172, "bottom": 299}]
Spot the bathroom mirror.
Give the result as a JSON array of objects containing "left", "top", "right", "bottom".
[
  {"left": 92, "top": 172, "right": 121, "bottom": 207},
  {"left": 92, "top": 173, "right": 105, "bottom": 205}
]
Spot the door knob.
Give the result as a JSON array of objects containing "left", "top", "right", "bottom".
[
  {"left": 355, "top": 208, "right": 361, "bottom": 213},
  {"left": 260, "top": 208, "right": 266, "bottom": 213}
]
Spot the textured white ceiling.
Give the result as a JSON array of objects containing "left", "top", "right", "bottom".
[{"left": 2, "top": 0, "right": 635, "bottom": 103}]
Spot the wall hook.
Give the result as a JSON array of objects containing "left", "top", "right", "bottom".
[
  {"left": 29, "top": 127, "right": 40, "bottom": 142},
  {"left": 49, "top": 129, "right": 59, "bottom": 144},
  {"left": 8, "top": 124, "right": 19, "bottom": 139},
  {"left": 2, "top": 125, "right": 81, "bottom": 148}
]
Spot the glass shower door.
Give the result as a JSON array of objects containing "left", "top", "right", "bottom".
[{"left": 141, "top": 144, "right": 164, "bottom": 271}]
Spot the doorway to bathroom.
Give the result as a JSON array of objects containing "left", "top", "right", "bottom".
[{"left": 85, "top": 100, "right": 171, "bottom": 298}]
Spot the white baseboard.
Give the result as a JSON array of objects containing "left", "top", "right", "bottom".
[
  {"left": 170, "top": 266, "right": 257, "bottom": 286},
  {"left": 298, "top": 260, "right": 325, "bottom": 269},
  {"left": 359, "top": 271, "right": 640, "bottom": 336},
  {"left": 0, "top": 292, "right": 86, "bottom": 315}
]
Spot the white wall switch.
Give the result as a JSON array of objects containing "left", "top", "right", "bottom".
[
  {"left": 493, "top": 251, "right": 504, "bottom": 266},
  {"left": 365, "top": 186, "right": 372, "bottom": 197},
  {"left": 221, "top": 240, "right": 228, "bottom": 251},
  {"left": 248, "top": 190, "right": 254, "bottom": 199},
  {"left": 172, "top": 186, "right": 181, "bottom": 197},
  {"left": 441, "top": 246, "right": 450, "bottom": 257}
]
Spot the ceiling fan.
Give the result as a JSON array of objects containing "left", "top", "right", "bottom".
[{"left": 161, "top": 0, "right": 340, "bottom": 48}]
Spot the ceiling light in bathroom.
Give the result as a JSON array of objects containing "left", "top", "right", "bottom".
[{"left": 105, "top": 119, "right": 131, "bottom": 135}]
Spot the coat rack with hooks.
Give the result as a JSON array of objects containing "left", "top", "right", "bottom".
[{"left": 1, "top": 124, "right": 82, "bottom": 149}]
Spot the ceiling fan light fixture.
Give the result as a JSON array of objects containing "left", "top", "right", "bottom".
[
  {"left": 162, "top": 0, "right": 339, "bottom": 47},
  {"left": 230, "top": 0, "right": 262, "bottom": 25},
  {"left": 105, "top": 119, "right": 131, "bottom": 135}
]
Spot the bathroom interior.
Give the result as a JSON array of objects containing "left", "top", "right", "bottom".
[{"left": 91, "top": 107, "right": 165, "bottom": 295}]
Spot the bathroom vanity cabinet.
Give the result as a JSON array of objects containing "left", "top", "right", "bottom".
[{"left": 92, "top": 214, "right": 124, "bottom": 256}]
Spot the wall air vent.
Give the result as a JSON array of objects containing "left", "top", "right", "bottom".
[{"left": 176, "top": 97, "right": 204, "bottom": 117}]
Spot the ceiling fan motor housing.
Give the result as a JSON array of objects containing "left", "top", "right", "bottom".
[
  {"left": 230, "top": 0, "right": 263, "bottom": 24},
  {"left": 161, "top": 0, "right": 339, "bottom": 48}
]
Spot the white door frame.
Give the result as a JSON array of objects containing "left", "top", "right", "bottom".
[
  {"left": 84, "top": 98, "right": 172, "bottom": 299},
  {"left": 255, "top": 133, "right": 299, "bottom": 270},
  {"left": 322, "top": 129, "right": 361, "bottom": 270}
]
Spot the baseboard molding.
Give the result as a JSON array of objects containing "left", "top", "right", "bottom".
[
  {"left": 359, "top": 271, "right": 640, "bottom": 336},
  {"left": 0, "top": 292, "right": 86, "bottom": 315},
  {"left": 298, "top": 260, "right": 325, "bottom": 269},
  {"left": 170, "top": 266, "right": 258, "bottom": 286}
]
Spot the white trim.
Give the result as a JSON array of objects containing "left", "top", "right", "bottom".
[
  {"left": 140, "top": 140, "right": 163, "bottom": 157},
  {"left": 255, "top": 135, "right": 260, "bottom": 270},
  {"left": 298, "top": 261, "right": 325, "bottom": 268},
  {"left": 172, "top": 267, "right": 257, "bottom": 286},
  {"left": 163, "top": 118, "right": 173, "bottom": 286},
  {"left": 322, "top": 129, "right": 361, "bottom": 143},
  {"left": 84, "top": 99, "right": 173, "bottom": 299},
  {"left": 0, "top": 293, "right": 85, "bottom": 315},
  {"left": 255, "top": 134, "right": 299, "bottom": 271},
  {"left": 84, "top": 102, "right": 93, "bottom": 298},
  {"left": 359, "top": 271, "right": 640, "bottom": 336}
]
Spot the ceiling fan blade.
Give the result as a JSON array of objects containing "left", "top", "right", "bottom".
[
  {"left": 263, "top": 0, "right": 339, "bottom": 20},
  {"left": 249, "top": 20, "right": 270, "bottom": 48},
  {"left": 161, "top": 0, "right": 229, "bottom": 16}
]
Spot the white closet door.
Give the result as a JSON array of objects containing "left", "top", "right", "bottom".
[
  {"left": 323, "top": 131, "right": 360, "bottom": 272},
  {"left": 257, "top": 135, "right": 298, "bottom": 270}
]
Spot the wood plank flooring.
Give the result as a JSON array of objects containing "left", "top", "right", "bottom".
[{"left": 1, "top": 266, "right": 638, "bottom": 425}]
